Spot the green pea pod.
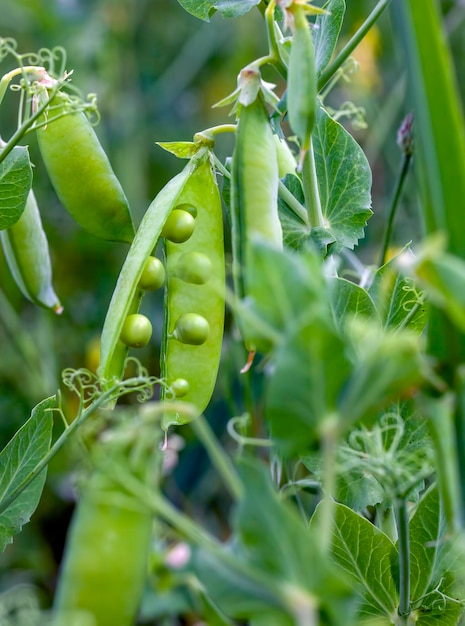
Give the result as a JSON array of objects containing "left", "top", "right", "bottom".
[
  {"left": 231, "top": 94, "right": 282, "bottom": 353},
  {"left": 273, "top": 133, "right": 297, "bottom": 178},
  {"left": 161, "top": 156, "right": 225, "bottom": 423},
  {"left": 0, "top": 188, "right": 62, "bottom": 313},
  {"left": 287, "top": 4, "right": 317, "bottom": 157},
  {"left": 98, "top": 151, "right": 207, "bottom": 386},
  {"left": 37, "top": 91, "right": 135, "bottom": 244},
  {"left": 53, "top": 468, "right": 152, "bottom": 626}
]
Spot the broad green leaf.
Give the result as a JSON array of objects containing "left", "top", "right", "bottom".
[
  {"left": 265, "top": 317, "right": 351, "bottom": 455},
  {"left": 277, "top": 174, "right": 311, "bottom": 250},
  {"left": 176, "top": 0, "right": 260, "bottom": 21},
  {"left": 312, "top": 502, "right": 397, "bottom": 620},
  {"left": 0, "top": 396, "right": 56, "bottom": 551},
  {"left": 235, "top": 459, "right": 357, "bottom": 625},
  {"left": 313, "top": 106, "right": 372, "bottom": 251},
  {"left": 369, "top": 259, "right": 428, "bottom": 333},
  {"left": 329, "top": 277, "right": 378, "bottom": 330},
  {"left": 408, "top": 486, "right": 441, "bottom": 601},
  {"left": 0, "top": 145, "right": 32, "bottom": 230},
  {"left": 156, "top": 141, "right": 200, "bottom": 158},
  {"left": 314, "top": 0, "right": 346, "bottom": 74}
]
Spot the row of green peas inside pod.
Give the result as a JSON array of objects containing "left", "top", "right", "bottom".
[{"left": 98, "top": 151, "right": 225, "bottom": 428}]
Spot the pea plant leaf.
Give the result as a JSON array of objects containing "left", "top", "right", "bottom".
[
  {"left": 369, "top": 251, "right": 428, "bottom": 333},
  {"left": 313, "top": 0, "right": 346, "bottom": 74},
  {"left": 0, "top": 396, "right": 56, "bottom": 552},
  {"left": 0, "top": 145, "right": 32, "bottom": 230},
  {"left": 313, "top": 106, "right": 372, "bottom": 251},
  {"left": 176, "top": 0, "right": 260, "bottom": 21},
  {"left": 312, "top": 501, "right": 398, "bottom": 622},
  {"left": 264, "top": 317, "right": 351, "bottom": 456},
  {"left": 328, "top": 277, "right": 379, "bottom": 331}
]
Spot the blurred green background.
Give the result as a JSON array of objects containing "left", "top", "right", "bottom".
[{"left": 0, "top": 0, "right": 464, "bottom": 621}]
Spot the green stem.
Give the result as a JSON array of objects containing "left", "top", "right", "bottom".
[
  {"left": 380, "top": 152, "right": 412, "bottom": 266},
  {"left": 0, "top": 377, "right": 148, "bottom": 516},
  {"left": 0, "top": 83, "right": 61, "bottom": 165},
  {"left": 190, "top": 413, "right": 244, "bottom": 501},
  {"left": 394, "top": 498, "right": 410, "bottom": 621},
  {"left": 318, "top": 0, "right": 393, "bottom": 92},
  {"left": 264, "top": 0, "right": 287, "bottom": 78},
  {"left": 319, "top": 415, "right": 339, "bottom": 553},
  {"left": 301, "top": 139, "right": 323, "bottom": 228}
]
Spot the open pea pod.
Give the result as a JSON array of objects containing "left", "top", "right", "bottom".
[
  {"left": 161, "top": 156, "right": 225, "bottom": 428},
  {"left": 98, "top": 149, "right": 210, "bottom": 387}
]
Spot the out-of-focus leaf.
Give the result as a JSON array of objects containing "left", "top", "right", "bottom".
[{"left": 329, "top": 277, "right": 378, "bottom": 330}]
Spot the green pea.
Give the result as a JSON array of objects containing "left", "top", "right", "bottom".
[
  {"left": 175, "top": 202, "right": 198, "bottom": 218},
  {"left": 37, "top": 91, "right": 135, "bottom": 244},
  {"left": 138, "top": 256, "right": 165, "bottom": 290},
  {"left": 170, "top": 378, "right": 190, "bottom": 398},
  {"left": 287, "top": 4, "right": 317, "bottom": 156},
  {"left": 161, "top": 156, "right": 225, "bottom": 422},
  {"left": 0, "top": 188, "right": 62, "bottom": 313},
  {"left": 120, "top": 313, "right": 152, "bottom": 348},
  {"left": 161, "top": 209, "right": 195, "bottom": 243},
  {"left": 53, "top": 468, "right": 152, "bottom": 626},
  {"left": 173, "top": 313, "right": 210, "bottom": 345},
  {"left": 173, "top": 251, "right": 213, "bottom": 285}
]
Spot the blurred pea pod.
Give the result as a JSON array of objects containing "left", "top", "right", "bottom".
[
  {"left": 36, "top": 90, "right": 135, "bottom": 244},
  {"left": 0, "top": 188, "right": 62, "bottom": 313}
]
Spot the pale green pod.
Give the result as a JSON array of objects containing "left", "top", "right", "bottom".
[
  {"left": 1, "top": 189, "right": 62, "bottom": 313},
  {"left": 287, "top": 5, "right": 317, "bottom": 154},
  {"left": 37, "top": 91, "right": 135, "bottom": 244},
  {"left": 231, "top": 95, "right": 282, "bottom": 301},
  {"left": 273, "top": 133, "right": 298, "bottom": 178}
]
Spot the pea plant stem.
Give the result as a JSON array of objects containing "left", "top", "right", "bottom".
[
  {"left": 190, "top": 413, "right": 244, "bottom": 501},
  {"left": 319, "top": 416, "right": 339, "bottom": 553},
  {"left": 379, "top": 152, "right": 412, "bottom": 266},
  {"left": 301, "top": 140, "right": 324, "bottom": 229},
  {"left": 394, "top": 498, "right": 411, "bottom": 623},
  {"left": 318, "top": 0, "right": 393, "bottom": 92},
  {"left": 0, "top": 377, "right": 150, "bottom": 516}
]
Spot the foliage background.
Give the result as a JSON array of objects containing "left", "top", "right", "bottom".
[{"left": 0, "top": 0, "right": 464, "bottom": 618}]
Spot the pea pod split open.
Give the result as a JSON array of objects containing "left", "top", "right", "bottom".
[{"left": 99, "top": 149, "right": 225, "bottom": 424}]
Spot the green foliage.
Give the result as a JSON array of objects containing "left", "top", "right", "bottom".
[{"left": 0, "top": 145, "right": 31, "bottom": 230}]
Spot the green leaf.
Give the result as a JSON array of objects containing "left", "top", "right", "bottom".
[
  {"left": 0, "top": 396, "right": 56, "bottom": 552},
  {"left": 369, "top": 257, "right": 428, "bottom": 333},
  {"left": 313, "top": 106, "right": 372, "bottom": 251},
  {"left": 329, "top": 277, "right": 378, "bottom": 330},
  {"left": 176, "top": 0, "right": 260, "bottom": 21},
  {"left": 239, "top": 241, "right": 327, "bottom": 352},
  {"left": 0, "top": 145, "right": 32, "bottom": 230},
  {"left": 156, "top": 141, "right": 201, "bottom": 159},
  {"left": 339, "top": 319, "right": 424, "bottom": 428},
  {"left": 265, "top": 317, "right": 351, "bottom": 455},
  {"left": 312, "top": 502, "right": 398, "bottom": 620},
  {"left": 314, "top": 0, "right": 346, "bottom": 74},
  {"left": 408, "top": 486, "right": 441, "bottom": 602},
  {"left": 235, "top": 458, "right": 357, "bottom": 625}
]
